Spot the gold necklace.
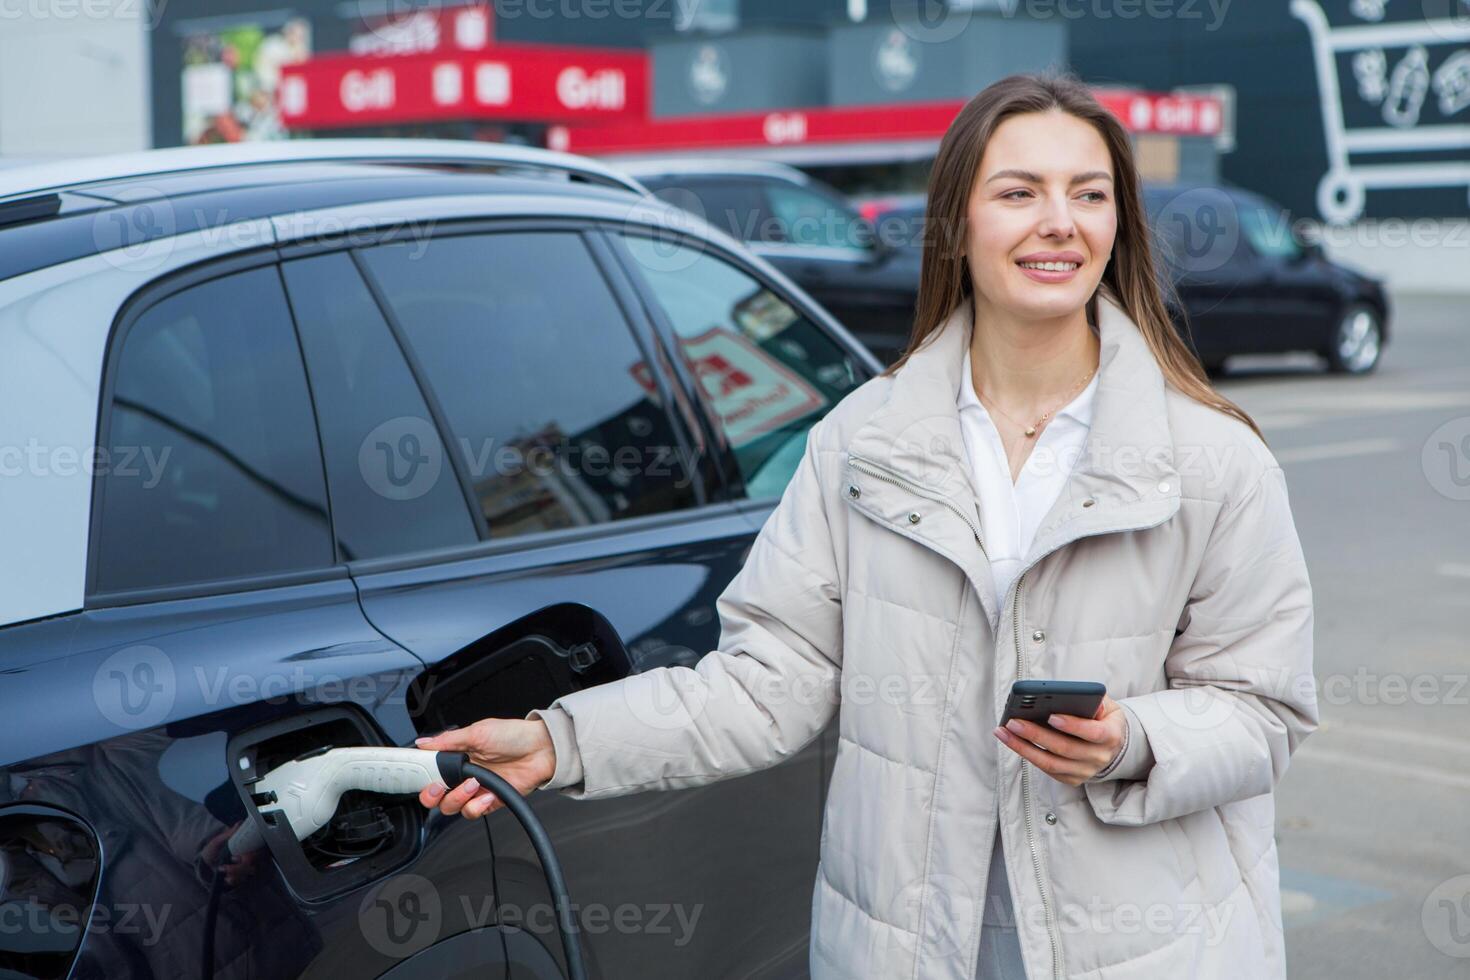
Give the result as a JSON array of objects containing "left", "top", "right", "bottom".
[{"left": 975, "top": 366, "right": 1096, "bottom": 438}]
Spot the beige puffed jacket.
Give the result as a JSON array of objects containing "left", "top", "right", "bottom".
[{"left": 527, "top": 287, "right": 1319, "bottom": 980}]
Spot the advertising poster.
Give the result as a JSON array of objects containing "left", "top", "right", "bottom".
[{"left": 181, "top": 18, "right": 311, "bottom": 144}]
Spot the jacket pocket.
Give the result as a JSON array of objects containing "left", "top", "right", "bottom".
[{"left": 1046, "top": 808, "right": 1208, "bottom": 967}]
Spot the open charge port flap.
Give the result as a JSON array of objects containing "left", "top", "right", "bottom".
[
  {"left": 227, "top": 706, "right": 422, "bottom": 903},
  {"left": 407, "top": 603, "right": 634, "bottom": 735}
]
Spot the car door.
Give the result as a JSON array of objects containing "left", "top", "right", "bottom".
[
  {"left": 600, "top": 228, "right": 876, "bottom": 854},
  {"left": 327, "top": 221, "right": 820, "bottom": 979},
  {"left": 0, "top": 260, "right": 499, "bottom": 980}
]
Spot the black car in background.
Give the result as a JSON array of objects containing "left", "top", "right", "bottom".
[
  {"left": 621, "top": 159, "right": 924, "bottom": 363},
  {"left": 1143, "top": 182, "right": 1389, "bottom": 375},
  {"left": 634, "top": 160, "right": 1390, "bottom": 375},
  {"left": 0, "top": 140, "right": 879, "bottom": 980}
]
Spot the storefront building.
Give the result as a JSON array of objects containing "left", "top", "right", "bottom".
[{"left": 139, "top": 0, "right": 1464, "bottom": 232}]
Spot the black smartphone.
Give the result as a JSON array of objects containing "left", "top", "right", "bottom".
[{"left": 1000, "top": 680, "right": 1106, "bottom": 727}]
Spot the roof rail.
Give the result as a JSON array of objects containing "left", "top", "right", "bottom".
[
  {"left": 0, "top": 139, "right": 648, "bottom": 202},
  {"left": 614, "top": 157, "right": 811, "bottom": 184}
]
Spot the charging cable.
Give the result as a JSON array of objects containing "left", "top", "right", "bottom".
[{"left": 238, "top": 747, "right": 587, "bottom": 980}]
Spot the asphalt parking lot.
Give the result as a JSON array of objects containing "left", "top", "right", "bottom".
[{"left": 1213, "top": 292, "right": 1470, "bottom": 979}]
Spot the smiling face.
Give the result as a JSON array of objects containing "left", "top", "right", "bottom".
[{"left": 965, "top": 109, "right": 1118, "bottom": 322}]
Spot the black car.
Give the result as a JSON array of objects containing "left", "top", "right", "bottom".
[
  {"left": 854, "top": 182, "right": 1391, "bottom": 374},
  {"left": 0, "top": 140, "right": 880, "bottom": 979},
  {"left": 621, "top": 159, "right": 924, "bottom": 363},
  {"left": 1143, "top": 182, "right": 1389, "bottom": 374}
]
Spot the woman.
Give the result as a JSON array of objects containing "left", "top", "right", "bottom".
[{"left": 417, "top": 72, "right": 1319, "bottom": 980}]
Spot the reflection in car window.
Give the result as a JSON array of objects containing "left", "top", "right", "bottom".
[
  {"left": 619, "top": 234, "right": 864, "bottom": 498},
  {"left": 94, "top": 267, "right": 334, "bottom": 593},
  {"left": 359, "top": 232, "right": 699, "bottom": 539},
  {"left": 282, "top": 252, "right": 478, "bottom": 561},
  {"left": 764, "top": 183, "right": 866, "bottom": 251}
]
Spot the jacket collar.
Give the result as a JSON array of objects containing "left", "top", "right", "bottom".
[{"left": 844, "top": 288, "right": 1181, "bottom": 566}]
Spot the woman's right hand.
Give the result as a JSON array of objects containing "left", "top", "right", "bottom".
[{"left": 415, "top": 717, "right": 558, "bottom": 820}]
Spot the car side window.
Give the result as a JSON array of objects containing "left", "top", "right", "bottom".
[
  {"left": 763, "top": 182, "right": 867, "bottom": 252},
  {"left": 1237, "top": 199, "right": 1301, "bottom": 261},
  {"left": 618, "top": 233, "right": 865, "bottom": 499},
  {"left": 93, "top": 267, "right": 334, "bottom": 594},
  {"left": 281, "top": 252, "right": 479, "bottom": 561},
  {"left": 1146, "top": 189, "right": 1254, "bottom": 272},
  {"left": 357, "top": 231, "right": 700, "bottom": 539}
]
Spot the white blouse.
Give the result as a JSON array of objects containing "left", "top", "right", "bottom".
[
  {"left": 957, "top": 342, "right": 1099, "bottom": 977},
  {"left": 956, "top": 344, "right": 1099, "bottom": 629}
]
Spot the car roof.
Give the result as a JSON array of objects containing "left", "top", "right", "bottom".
[
  {"left": 0, "top": 146, "right": 655, "bottom": 282},
  {"left": 0, "top": 138, "right": 646, "bottom": 202},
  {"left": 613, "top": 157, "right": 812, "bottom": 185}
]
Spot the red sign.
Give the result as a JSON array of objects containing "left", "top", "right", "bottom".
[
  {"left": 1091, "top": 89, "right": 1224, "bottom": 137},
  {"left": 549, "top": 89, "right": 1223, "bottom": 155},
  {"left": 549, "top": 101, "right": 969, "bottom": 156},
  {"left": 278, "top": 44, "right": 648, "bottom": 128}
]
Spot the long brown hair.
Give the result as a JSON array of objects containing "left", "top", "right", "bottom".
[{"left": 885, "top": 71, "right": 1263, "bottom": 442}]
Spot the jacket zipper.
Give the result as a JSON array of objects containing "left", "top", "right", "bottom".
[
  {"left": 847, "top": 455, "right": 987, "bottom": 554},
  {"left": 1005, "top": 507, "right": 1181, "bottom": 980},
  {"left": 1013, "top": 570, "right": 1063, "bottom": 980},
  {"left": 853, "top": 453, "right": 1051, "bottom": 977}
]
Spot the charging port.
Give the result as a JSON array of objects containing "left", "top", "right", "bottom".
[{"left": 227, "top": 706, "right": 423, "bottom": 902}]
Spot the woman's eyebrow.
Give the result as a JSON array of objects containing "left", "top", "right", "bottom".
[{"left": 985, "top": 169, "right": 1114, "bottom": 185}]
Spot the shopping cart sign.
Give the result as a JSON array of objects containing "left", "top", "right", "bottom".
[{"left": 1291, "top": 0, "right": 1470, "bottom": 222}]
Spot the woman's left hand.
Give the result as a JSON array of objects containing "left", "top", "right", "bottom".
[{"left": 993, "top": 694, "right": 1127, "bottom": 787}]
